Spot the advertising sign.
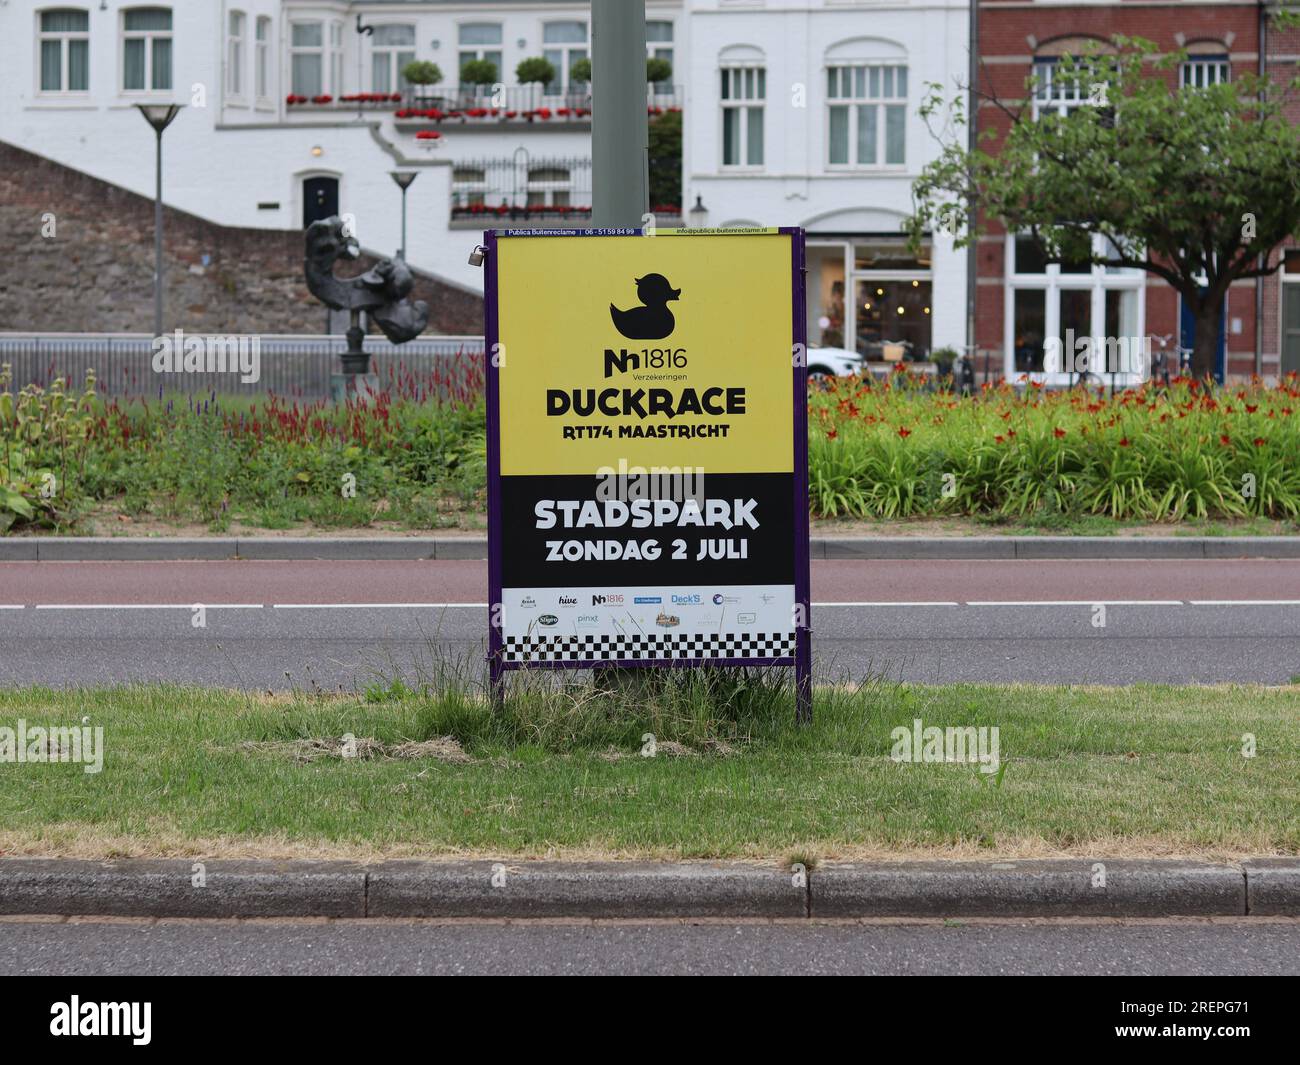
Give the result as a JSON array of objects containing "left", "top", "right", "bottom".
[{"left": 485, "top": 227, "right": 810, "bottom": 716}]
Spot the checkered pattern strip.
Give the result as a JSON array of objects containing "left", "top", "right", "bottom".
[{"left": 502, "top": 631, "right": 796, "bottom": 663}]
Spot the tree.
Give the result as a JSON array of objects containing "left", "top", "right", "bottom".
[
  {"left": 459, "top": 59, "right": 498, "bottom": 86},
  {"left": 646, "top": 57, "right": 673, "bottom": 86},
  {"left": 515, "top": 57, "right": 557, "bottom": 87},
  {"left": 570, "top": 58, "right": 592, "bottom": 84},
  {"left": 906, "top": 35, "right": 1300, "bottom": 380},
  {"left": 648, "top": 109, "right": 682, "bottom": 210},
  {"left": 401, "top": 60, "right": 442, "bottom": 89}
]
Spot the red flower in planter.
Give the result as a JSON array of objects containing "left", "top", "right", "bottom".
[
  {"left": 557, "top": 107, "right": 571, "bottom": 116},
  {"left": 390, "top": 93, "right": 402, "bottom": 102},
  {"left": 467, "top": 108, "right": 488, "bottom": 118},
  {"left": 505, "top": 110, "right": 518, "bottom": 118},
  {"left": 535, "top": 107, "right": 552, "bottom": 120},
  {"left": 311, "top": 94, "right": 332, "bottom": 104},
  {"left": 395, "top": 108, "right": 412, "bottom": 118},
  {"left": 414, "top": 130, "right": 441, "bottom": 140}
]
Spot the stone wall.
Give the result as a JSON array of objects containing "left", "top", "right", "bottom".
[{"left": 0, "top": 140, "right": 482, "bottom": 336}]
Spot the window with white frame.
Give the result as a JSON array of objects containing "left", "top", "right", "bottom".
[
  {"left": 543, "top": 21, "right": 588, "bottom": 95},
  {"left": 371, "top": 24, "right": 416, "bottom": 94},
  {"left": 1181, "top": 56, "right": 1230, "bottom": 89},
  {"left": 647, "top": 21, "right": 673, "bottom": 91},
  {"left": 122, "top": 7, "right": 172, "bottom": 92},
  {"left": 452, "top": 166, "right": 487, "bottom": 209},
  {"left": 1006, "top": 233, "right": 1145, "bottom": 379},
  {"left": 721, "top": 66, "right": 764, "bottom": 168},
  {"left": 227, "top": 11, "right": 245, "bottom": 97},
  {"left": 330, "top": 22, "right": 343, "bottom": 97},
  {"left": 255, "top": 16, "right": 270, "bottom": 99},
  {"left": 827, "top": 64, "right": 907, "bottom": 167},
  {"left": 38, "top": 9, "right": 89, "bottom": 93},
  {"left": 290, "top": 21, "right": 323, "bottom": 96},
  {"left": 458, "top": 23, "right": 502, "bottom": 81},
  {"left": 527, "top": 166, "right": 571, "bottom": 209},
  {"left": 1033, "top": 60, "right": 1082, "bottom": 116}
]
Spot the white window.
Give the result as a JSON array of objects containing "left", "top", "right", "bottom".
[
  {"left": 527, "top": 166, "right": 571, "bottom": 209},
  {"left": 290, "top": 21, "right": 323, "bottom": 96},
  {"left": 1181, "top": 56, "right": 1230, "bottom": 89},
  {"left": 122, "top": 7, "right": 172, "bottom": 92},
  {"left": 371, "top": 24, "right": 415, "bottom": 94},
  {"left": 721, "top": 66, "right": 764, "bottom": 168},
  {"left": 542, "top": 21, "right": 588, "bottom": 95},
  {"left": 330, "top": 22, "right": 343, "bottom": 97},
  {"left": 1006, "top": 233, "right": 1146, "bottom": 383},
  {"left": 255, "top": 16, "right": 270, "bottom": 100},
  {"left": 827, "top": 64, "right": 907, "bottom": 167},
  {"left": 458, "top": 23, "right": 502, "bottom": 81},
  {"left": 647, "top": 20, "right": 673, "bottom": 91},
  {"left": 1031, "top": 59, "right": 1090, "bottom": 118},
  {"left": 227, "top": 11, "right": 245, "bottom": 97},
  {"left": 452, "top": 166, "right": 487, "bottom": 209},
  {"left": 38, "top": 9, "right": 89, "bottom": 93}
]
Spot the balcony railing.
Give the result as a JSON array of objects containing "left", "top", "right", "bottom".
[
  {"left": 447, "top": 156, "right": 681, "bottom": 228},
  {"left": 284, "top": 84, "right": 682, "bottom": 120}
]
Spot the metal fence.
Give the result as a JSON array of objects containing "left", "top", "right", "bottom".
[{"left": 0, "top": 333, "right": 487, "bottom": 399}]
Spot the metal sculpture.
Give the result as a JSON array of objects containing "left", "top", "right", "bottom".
[{"left": 304, "top": 216, "right": 429, "bottom": 374}]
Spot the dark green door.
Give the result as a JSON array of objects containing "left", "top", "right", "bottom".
[{"left": 1284, "top": 286, "right": 1300, "bottom": 376}]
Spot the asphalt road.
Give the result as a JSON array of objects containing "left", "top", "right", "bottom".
[
  {"left": 0, "top": 558, "right": 1296, "bottom": 687},
  {"left": 3, "top": 917, "right": 1297, "bottom": 976}
]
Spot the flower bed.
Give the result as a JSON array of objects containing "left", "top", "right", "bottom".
[{"left": 808, "top": 371, "right": 1300, "bottom": 520}]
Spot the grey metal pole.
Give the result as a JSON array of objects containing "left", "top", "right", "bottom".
[
  {"left": 154, "top": 127, "right": 163, "bottom": 338},
  {"left": 400, "top": 186, "right": 408, "bottom": 259},
  {"left": 591, "top": 0, "right": 648, "bottom": 228}
]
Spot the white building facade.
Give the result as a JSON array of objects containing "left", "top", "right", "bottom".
[
  {"left": 3, "top": 0, "right": 970, "bottom": 348},
  {"left": 683, "top": 0, "right": 970, "bottom": 359}
]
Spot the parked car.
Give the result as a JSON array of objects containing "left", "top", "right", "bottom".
[{"left": 806, "top": 345, "right": 865, "bottom": 383}]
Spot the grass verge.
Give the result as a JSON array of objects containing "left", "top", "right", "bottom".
[{"left": 0, "top": 677, "right": 1295, "bottom": 862}]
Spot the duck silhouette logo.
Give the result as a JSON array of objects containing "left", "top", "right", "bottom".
[{"left": 609, "top": 274, "right": 681, "bottom": 340}]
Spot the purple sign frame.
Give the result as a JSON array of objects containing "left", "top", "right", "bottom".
[{"left": 484, "top": 227, "right": 811, "bottom": 722}]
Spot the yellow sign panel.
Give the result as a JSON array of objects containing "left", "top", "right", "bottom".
[{"left": 496, "top": 232, "right": 795, "bottom": 476}]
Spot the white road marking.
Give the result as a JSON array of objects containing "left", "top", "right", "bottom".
[
  {"left": 964, "top": 600, "right": 1185, "bottom": 607},
  {"left": 33, "top": 604, "right": 265, "bottom": 610},
  {"left": 1188, "top": 600, "right": 1300, "bottom": 606},
  {"left": 9, "top": 600, "right": 1296, "bottom": 612},
  {"left": 813, "top": 601, "right": 959, "bottom": 607},
  {"left": 272, "top": 602, "right": 487, "bottom": 609}
]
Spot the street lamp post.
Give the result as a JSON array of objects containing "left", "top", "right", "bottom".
[
  {"left": 135, "top": 103, "right": 183, "bottom": 339},
  {"left": 688, "top": 194, "right": 709, "bottom": 228},
  {"left": 591, "top": 0, "right": 648, "bottom": 228},
  {"left": 389, "top": 170, "right": 418, "bottom": 260}
]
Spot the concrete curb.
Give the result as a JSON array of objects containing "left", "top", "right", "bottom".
[
  {"left": 811, "top": 860, "right": 1246, "bottom": 918},
  {"left": 0, "top": 858, "right": 1288, "bottom": 919},
  {"left": 1243, "top": 859, "right": 1300, "bottom": 916},
  {"left": 3, "top": 535, "right": 1298, "bottom": 562}
]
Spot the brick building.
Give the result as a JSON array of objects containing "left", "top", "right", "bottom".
[{"left": 973, "top": 0, "right": 1296, "bottom": 384}]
